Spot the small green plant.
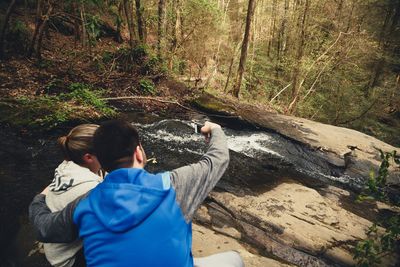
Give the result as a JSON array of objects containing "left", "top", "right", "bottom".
[
  {"left": 357, "top": 150, "right": 399, "bottom": 202},
  {"left": 140, "top": 55, "right": 167, "bottom": 76},
  {"left": 139, "top": 79, "right": 156, "bottom": 95},
  {"left": 0, "top": 83, "right": 116, "bottom": 130},
  {"left": 353, "top": 150, "right": 400, "bottom": 266},
  {"left": 86, "top": 15, "right": 102, "bottom": 45},
  {"left": 354, "top": 215, "right": 400, "bottom": 267},
  {"left": 41, "top": 78, "right": 65, "bottom": 94},
  {"left": 34, "top": 58, "right": 54, "bottom": 69},
  {"left": 64, "top": 83, "right": 115, "bottom": 116},
  {"left": 132, "top": 44, "right": 149, "bottom": 60},
  {"left": 8, "top": 95, "right": 72, "bottom": 128}
]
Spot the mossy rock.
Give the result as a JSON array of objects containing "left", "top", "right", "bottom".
[{"left": 192, "top": 93, "right": 237, "bottom": 115}]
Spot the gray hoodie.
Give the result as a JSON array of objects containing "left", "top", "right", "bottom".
[{"left": 44, "top": 160, "right": 102, "bottom": 267}]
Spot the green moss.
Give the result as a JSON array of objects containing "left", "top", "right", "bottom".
[
  {"left": 193, "top": 93, "right": 236, "bottom": 114},
  {"left": 0, "top": 83, "right": 116, "bottom": 131}
]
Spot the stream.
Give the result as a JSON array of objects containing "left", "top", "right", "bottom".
[{"left": 0, "top": 111, "right": 372, "bottom": 267}]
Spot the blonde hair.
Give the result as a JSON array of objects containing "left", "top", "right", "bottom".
[{"left": 58, "top": 124, "right": 99, "bottom": 164}]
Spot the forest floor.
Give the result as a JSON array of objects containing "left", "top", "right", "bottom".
[{"left": 0, "top": 6, "right": 199, "bottom": 133}]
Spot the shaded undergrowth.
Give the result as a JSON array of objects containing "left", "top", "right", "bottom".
[{"left": 0, "top": 82, "right": 116, "bottom": 130}]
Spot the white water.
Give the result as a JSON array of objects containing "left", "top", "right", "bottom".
[
  {"left": 225, "top": 133, "right": 282, "bottom": 158},
  {"left": 134, "top": 120, "right": 283, "bottom": 158},
  {"left": 132, "top": 119, "right": 362, "bottom": 188}
]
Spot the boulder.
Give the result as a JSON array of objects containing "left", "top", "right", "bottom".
[
  {"left": 193, "top": 93, "right": 400, "bottom": 188},
  {"left": 192, "top": 223, "right": 293, "bottom": 267},
  {"left": 195, "top": 180, "right": 397, "bottom": 266},
  {"left": 192, "top": 93, "right": 400, "bottom": 266}
]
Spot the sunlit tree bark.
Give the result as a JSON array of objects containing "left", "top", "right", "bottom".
[
  {"left": 287, "top": 0, "right": 310, "bottom": 114},
  {"left": 157, "top": 0, "right": 167, "bottom": 58},
  {"left": 232, "top": 0, "right": 256, "bottom": 98}
]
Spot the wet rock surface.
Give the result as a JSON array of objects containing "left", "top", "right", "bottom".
[
  {"left": 1, "top": 106, "right": 399, "bottom": 266},
  {"left": 193, "top": 93, "right": 400, "bottom": 191}
]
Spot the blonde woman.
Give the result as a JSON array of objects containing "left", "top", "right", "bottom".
[{"left": 44, "top": 124, "right": 103, "bottom": 267}]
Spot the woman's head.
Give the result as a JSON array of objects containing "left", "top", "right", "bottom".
[{"left": 58, "top": 124, "right": 101, "bottom": 173}]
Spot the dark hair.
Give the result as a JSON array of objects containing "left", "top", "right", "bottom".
[
  {"left": 93, "top": 120, "right": 140, "bottom": 172},
  {"left": 58, "top": 124, "right": 99, "bottom": 165}
]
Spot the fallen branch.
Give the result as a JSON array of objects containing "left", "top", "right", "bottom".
[
  {"left": 100, "top": 96, "right": 194, "bottom": 111},
  {"left": 100, "top": 96, "right": 240, "bottom": 119},
  {"left": 302, "top": 56, "right": 333, "bottom": 101},
  {"left": 299, "top": 31, "right": 351, "bottom": 89},
  {"left": 270, "top": 83, "right": 292, "bottom": 103}
]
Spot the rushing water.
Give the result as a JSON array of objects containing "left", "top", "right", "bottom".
[
  {"left": 0, "top": 113, "right": 366, "bottom": 266},
  {"left": 136, "top": 118, "right": 363, "bottom": 191}
]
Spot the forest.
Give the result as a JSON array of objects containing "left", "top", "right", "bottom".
[
  {"left": 0, "top": 1, "right": 400, "bottom": 267},
  {"left": 0, "top": 0, "right": 399, "bottom": 145}
]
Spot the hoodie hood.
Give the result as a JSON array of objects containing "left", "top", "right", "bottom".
[
  {"left": 89, "top": 168, "right": 170, "bottom": 232},
  {"left": 49, "top": 160, "right": 102, "bottom": 194}
]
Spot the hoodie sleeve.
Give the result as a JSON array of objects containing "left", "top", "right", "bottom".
[
  {"left": 29, "top": 194, "right": 80, "bottom": 243},
  {"left": 170, "top": 127, "right": 229, "bottom": 222}
]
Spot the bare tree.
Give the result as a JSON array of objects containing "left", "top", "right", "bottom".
[
  {"left": 123, "top": 0, "right": 135, "bottom": 48},
  {"left": 267, "top": 0, "right": 277, "bottom": 58},
  {"left": 232, "top": 0, "right": 256, "bottom": 98},
  {"left": 287, "top": 0, "right": 310, "bottom": 114},
  {"left": 135, "top": 0, "right": 145, "bottom": 43},
  {"left": 36, "top": 2, "right": 54, "bottom": 60},
  {"left": 157, "top": 0, "right": 167, "bottom": 58},
  {"left": 277, "top": 0, "right": 289, "bottom": 62},
  {"left": 171, "top": 0, "right": 181, "bottom": 53},
  {"left": 27, "top": 0, "right": 44, "bottom": 57},
  {"left": 27, "top": 0, "right": 54, "bottom": 59}
]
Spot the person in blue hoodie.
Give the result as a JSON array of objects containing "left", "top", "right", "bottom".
[{"left": 29, "top": 120, "right": 244, "bottom": 267}]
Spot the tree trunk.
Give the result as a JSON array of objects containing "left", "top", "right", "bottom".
[
  {"left": 123, "top": 0, "right": 135, "bottom": 48},
  {"left": 286, "top": 0, "right": 310, "bottom": 114},
  {"left": 80, "top": 3, "right": 89, "bottom": 50},
  {"left": 171, "top": 0, "right": 181, "bottom": 53},
  {"left": 135, "top": 0, "right": 145, "bottom": 43},
  {"left": 72, "top": 0, "right": 81, "bottom": 45},
  {"left": 224, "top": 57, "right": 235, "bottom": 93},
  {"left": 277, "top": 0, "right": 289, "bottom": 61},
  {"left": 232, "top": 0, "right": 256, "bottom": 98},
  {"left": 27, "top": 0, "right": 43, "bottom": 58},
  {"left": 157, "top": 0, "right": 167, "bottom": 58},
  {"left": 0, "top": 0, "right": 17, "bottom": 58},
  {"left": 35, "top": 1, "right": 53, "bottom": 60},
  {"left": 267, "top": 0, "right": 277, "bottom": 58}
]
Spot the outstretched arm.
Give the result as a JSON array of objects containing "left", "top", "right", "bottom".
[
  {"left": 29, "top": 189, "right": 80, "bottom": 243},
  {"left": 170, "top": 122, "right": 229, "bottom": 222}
]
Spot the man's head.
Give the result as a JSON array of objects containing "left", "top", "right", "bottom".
[{"left": 93, "top": 120, "right": 146, "bottom": 172}]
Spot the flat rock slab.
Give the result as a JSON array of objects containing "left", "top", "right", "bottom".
[
  {"left": 195, "top": 179, "right": 398, "bottom": 266},
  {"left": 192, "top": 223, "right": 293, "bottom": 267}
]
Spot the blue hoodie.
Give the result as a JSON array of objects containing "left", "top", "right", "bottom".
[{"left": 73, "top": 168, "right": 193, "bottom": 267}]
